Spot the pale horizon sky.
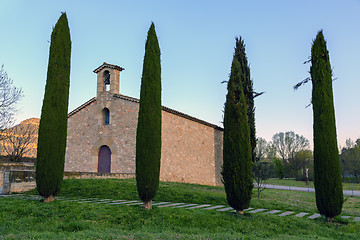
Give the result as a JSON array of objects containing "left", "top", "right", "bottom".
[{"left": 1, "top": 0, "right": 359, "bottom": 148}]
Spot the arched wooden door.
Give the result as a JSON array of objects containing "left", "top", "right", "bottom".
[{"left": 98, "top": 145, "right": 111, "bottom": 173}]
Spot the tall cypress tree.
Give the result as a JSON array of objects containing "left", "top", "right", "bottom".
[
  {"left": 234, "top": 37, "right": 256, "bottom": 162},
  {"left": 222, "top": 56, "right": 253, "bottom": 214},
  {"left": 136, "top": 22, "right": 161, "bottom": 209},
  {"left": 36, "top": 13, "right": 71, "bottom": 202},
  {"left": 311, "top": 30, "right": 343, "bottom": 220}
]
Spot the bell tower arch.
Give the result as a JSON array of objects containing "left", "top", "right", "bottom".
[{"left": 93, "top": 62, "right": 124, "bottom": 96}]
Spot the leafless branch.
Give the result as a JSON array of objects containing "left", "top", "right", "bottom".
[
  {"left": 0, "top": 65, "right": 23, "bottom": 133},
  {"left": 253, "top": 91, "right": 265, "bottom": 98},
  {"left": 293, "top": 77, "right": 311, "bottom": 91},
  {"left": 0, "top": 122, "right": 38, "bottom": 162}
]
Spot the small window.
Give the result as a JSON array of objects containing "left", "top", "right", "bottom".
[
  {"left": 104, "top": 70, "right": 110, "bottom": 91},
  {"left": 103, "top": 108, "right": 110, "bottom": 125}
]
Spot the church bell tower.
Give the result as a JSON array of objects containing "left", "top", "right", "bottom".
[{"left": 93, "top": 62, "right": 125, "bottom": 97}]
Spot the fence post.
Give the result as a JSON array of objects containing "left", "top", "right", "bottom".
[{"left": 2, "top": 170, "right": 11, "bottom": 194}]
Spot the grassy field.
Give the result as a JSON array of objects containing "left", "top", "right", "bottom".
[
  {"left": 265, "top": 179, "right": 360, "bottom": 191},
  {"left": 0, "top": 178, "right": 359, "bottom": 239}
]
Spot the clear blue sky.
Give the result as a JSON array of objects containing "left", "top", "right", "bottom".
[{"left": 1, "top": 0, "right": 359, "bottom": 148}]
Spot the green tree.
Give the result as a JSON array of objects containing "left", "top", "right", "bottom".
[
  {"left": 340, "top": 138, "right": 360, "bottom": 182},
  {"left": 272, "top": 131, "right": 310, "bottom": 163},
  {"left": 136, "top": 22, "right": 161, "bottom": 209},
  {"left": 273, "top": 158, "right": 285, "bottom": 179},
  {"left": 291, "top": 150, "right": 313, "bottom": 181},
  {"left": 36, "top": 13, "right": 71, "bottom": 202},
  {"left": 253, "top": 138, "right": 270, "bottom": 198},
  {"left": 234, "top": 37, "right": 256, "bottom": 162},
  {"left": 311, "top": 30, "right": 343, "bottom": 220},
  {"left": 222, "top": 54, "right": 253, "bottom": 214}
]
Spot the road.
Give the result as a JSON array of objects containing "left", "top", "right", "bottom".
[
  {"left": 258, "top": 184, "right": 360, "bottom": 197},
  {"left": 1, "top": 183, "right": 359, "bottom": 197}
]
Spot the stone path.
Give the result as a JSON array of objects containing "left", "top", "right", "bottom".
[
  {"left": 1, "top": 194, "right": 359, "bottom": 222},
  {"left": 259, "top": 184, "right": 360, "bottom": 197}
]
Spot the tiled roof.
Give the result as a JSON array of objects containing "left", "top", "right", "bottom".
[
  {"left": 93, "top": 62, "right": 125, "bottom": 73},
  {"left": 68, "top": 94, "right": 223, "bottom": 131},
  {"left": 113, "top": 94, "right": 223, "bottom": 131},
  {"left": 68, "top": 97, "right": 96, "bottom": 117}
]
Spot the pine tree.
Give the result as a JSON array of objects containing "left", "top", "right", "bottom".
[
  {"left": 234, "top": 37, "right": 256, "bottom": 162},
  {"left": 36, "top": 13, "right": 71, "bottom": 202},
  {"left": 311, "top": 30, "right": 343, "bottom": 220},
  {"left": 222, "top": 56, "right": 253, "bottom": 214},
  {"left": 136, "top": 22, "right": 161, "bottom": 209}
]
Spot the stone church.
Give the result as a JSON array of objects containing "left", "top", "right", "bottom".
[{"left": 64, "top": 63, "right": 224, "bottom": 186}]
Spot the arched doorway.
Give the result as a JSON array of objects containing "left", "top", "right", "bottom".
[{"left": 98, "top": 145, "right": 111, "bottom": 173}]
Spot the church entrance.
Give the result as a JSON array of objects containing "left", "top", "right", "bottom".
[{"left": 98, "top": 145, "right": 111, "bottom": 173}]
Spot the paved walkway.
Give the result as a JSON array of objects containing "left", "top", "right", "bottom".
[
  {"left": 3, "top": 184, "right": 359, "bottom": 196},
  {"left": 259, "top": 184, "right": 360, "bottom": 197},
  {"left": 1, "top": 194, "right": 359, "bottom": 222}
]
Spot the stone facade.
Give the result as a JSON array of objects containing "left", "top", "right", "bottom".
[{"left": 65, "top": 63, "right": 223, "bottom": 186}]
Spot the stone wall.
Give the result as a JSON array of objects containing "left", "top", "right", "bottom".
[
  {"left": 2, "top": 170, "right": 36, "bottom": 194},
  {"left": 161, "top": 110, "right": 223, "bottom": 186},
  {"left": 0, "top": 162, "right": 34, "bottom": 186},
  {"left": 64, "top": 172, "right": 135, "bottom": 180},
  {"left": 65, "top": 93, "right": 224, "bottom": 187}
]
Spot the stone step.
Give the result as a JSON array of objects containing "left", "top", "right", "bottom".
[
  {"left": 308, "top": 213, "right": 321, "bottom": 219},
  {"left": 243, "top": 207, "right": 254, "bottom": 212},
  {"left": 263, "top": 210, "right": 281, "bottom": 215},
  {"left": 202, "top": 205, "right": 226, "bottom": 210},
  {"left": 187, "top": 204, "right": 212, "bottom": 209},
  {"left": 108, "top": 200, "right": 140, "bottom": 205},
  {"left": 217, "top": 207, "right": 234, "bottom": 212},
  {"left": 152, "top": 202, "right": 171, "bottom": 206},
  {"left": 278, "top": 211, "right": 294, "bottom": 217},
  {"left": 127, "top": 202, "right": 144, "bottom": 206},
  {"left": 295, "top": 212, "right": 309, "bottom": 218},
  {"left": 173, "top": 203, "right": 198, "bottom": 208},
  {"left": 157, "top": 203, "right": 186, "bottom": 208},
  {"left": 248, "top": 208, "right": 267, "bottom": 213}
]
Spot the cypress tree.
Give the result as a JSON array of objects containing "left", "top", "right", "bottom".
[
  {"left": 36, "top": 13, "right": 71, "bottom": 202},
  {"left": 234, "top": 37, "right": 256, "bottom": 162},
  {"left": 222, "top": 56, "right": 253, "bottom": 214},
  {"left": 136, "top": 22, "right": 161, "bottom": 209},
  {"left": 311, "top": 30, "right": 343, "bottom": 220}
]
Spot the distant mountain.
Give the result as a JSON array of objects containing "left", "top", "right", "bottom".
[
  {"left": 20, "top": 118, "right": 40, "bottom": 126},
  {"left": 0, "top": 118, "right": 40, "bottom": 160}
]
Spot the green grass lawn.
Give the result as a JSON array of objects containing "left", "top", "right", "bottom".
[
  {"left": 265, "top": 178, "right": 360, "bottom": 191},
  {"left": 0, "top": 178, "right": 359, "bottom": 239}
]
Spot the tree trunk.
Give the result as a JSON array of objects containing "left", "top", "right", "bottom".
[
  {"left": 44, "top": 195, "right": 54, "bottom": 203},
  {"left": 143, "top": 200, "right": 152, "bottom": 209},
  {"left": 236, "top": 210, "right": 244, "bottom": 215}
]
